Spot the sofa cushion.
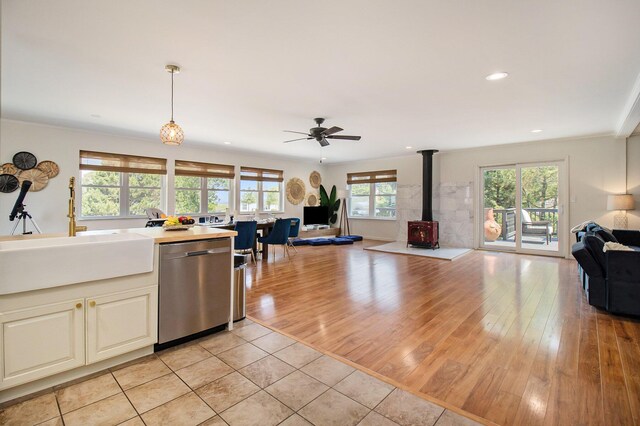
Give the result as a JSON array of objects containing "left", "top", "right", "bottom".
[
  {"left": 572, "top": 241, "right": 604, "bottom": 278},
  {"left": 291, "top": 239, "right": 310, "bottom": 246},
  {"left": 583, "top": 234, "right": 607, "bottom": 275},
  {"left": 593, "top": 226, "right": 617, "bottom": 243}
]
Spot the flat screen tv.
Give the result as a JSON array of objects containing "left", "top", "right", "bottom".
[{"left": 303, "top": 206, "right": 329, "bottom": 225}]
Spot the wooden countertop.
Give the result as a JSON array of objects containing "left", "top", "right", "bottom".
[
  {"left": 0, "top": 226, "right": 236, "bottom": 244},
  {"left": 80, "top": 226, "right": 237, "bottom": 243}
]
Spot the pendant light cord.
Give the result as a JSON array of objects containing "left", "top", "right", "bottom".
[{"left": 171, "top": 71, "right": 175, "bottom": 122}]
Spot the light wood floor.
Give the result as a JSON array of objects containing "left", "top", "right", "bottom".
[{"left": 246, "top": 241, "right": 640, "bottom": 426}]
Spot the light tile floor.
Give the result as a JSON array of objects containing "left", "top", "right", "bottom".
[{"left": 0, "top": 319, "right": 482, "bottom": 426}]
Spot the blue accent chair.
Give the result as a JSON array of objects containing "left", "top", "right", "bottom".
[
  {"left": 287, "top": 218, "right": 301, "bottom": 252},
  {"left": 258, "top": 218, "right": 292, "bottom": 260},
  {"left": 234, "top": 221, "right": 258, "bottom": 264}
]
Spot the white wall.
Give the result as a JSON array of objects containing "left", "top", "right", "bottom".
[
  {"left": 323, "top": 154, "right": 434, "bottom": 241},
  {"left": 325, "top": 135, "right": 630, "bottom": 256},
  {"left": 439, "top": 135, "right": 627, "bottom": 254},
  {"left": 0, "top": 119, "right": 324, "bottom": 235}
]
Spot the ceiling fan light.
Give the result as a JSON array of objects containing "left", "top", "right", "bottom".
[{"left": 160, "top": 120, "right": 184, "bottom": 145}]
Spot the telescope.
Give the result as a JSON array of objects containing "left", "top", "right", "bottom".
[
  {"left": 8, "top": 180, "right": 41, "bottom": 235},
  {"left": 9, "top": 180, "right": 32, "bottom": 221}
]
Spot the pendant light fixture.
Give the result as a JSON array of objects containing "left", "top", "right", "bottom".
[{"left": 160, "top": 64, "right": 184, "bottom": 146}]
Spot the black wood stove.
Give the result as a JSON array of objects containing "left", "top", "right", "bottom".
[{"left": 407, "top": 149, "right": 439, "bottom": 249}]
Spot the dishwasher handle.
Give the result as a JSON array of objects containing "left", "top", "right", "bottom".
[
  {"left": 187, "top": 250, "right": 213, "bottom": 257},
  {"left": 163, "top": 247, "right": 230, "bottom": 260}
]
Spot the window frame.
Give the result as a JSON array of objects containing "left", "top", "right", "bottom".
[
  {"left": 238, "top": 167, "right": 284, "bottom": 214},
  {"left": 347, "top": 170, "right": 397, "bottom": 220},
  {"left": 79, "top": 171, "right": 166, "bottom": 219},
  {"left": 174, "top": 160, "right": 236, "bottom": 216},
  {"left": 174, "top": 176, "right": 234, "bottom": 216},
  {"left": 78, "top": 150, "right": 168, "bottom": 219}
]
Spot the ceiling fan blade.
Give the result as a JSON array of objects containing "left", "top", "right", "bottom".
[
  {"left": 321, "top": 126, "right": 343, "bottom": 136},
  {"left": 283, "top": 130, "right": 311, "bottom": 135},
  {"left": 319, "top": 138, "right": 330, "bottom": 147},
  {"left": 326, "top": 135, "right": 362, "bottom": 140},
  {"left": 283, "top": 137, "right": 312, "bottom": 143}
]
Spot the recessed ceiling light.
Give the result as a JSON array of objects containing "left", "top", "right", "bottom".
[
  {"left": 485, "top": 72, "right": 509, "bottom": 81},
  {"left": 405, "top": 146, "right": 412, "bottom": 149},
  {"left": 321, "top": 157, "right": 327, "bottom": 160},
  {"left": 531, "top": 129, "right": 543, "bottom": 133},
  {"left": 223, "top": 141, "right": 231, "bottom": 145}
]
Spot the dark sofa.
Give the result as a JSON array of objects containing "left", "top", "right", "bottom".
[{"left": 571, "top": 225, "right": 640, "bottom": 316}]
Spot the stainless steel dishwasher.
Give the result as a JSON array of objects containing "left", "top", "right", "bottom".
[{"left": 158, "top": 238, "right": 231, "bottom": 345}]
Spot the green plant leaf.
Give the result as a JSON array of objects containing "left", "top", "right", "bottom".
[
  {"left": 334, "top": 198, "right": 341, "bottom": 211},
  {"left": 329, "top": 185, "right": 337, "bottom": 205},
  {"left": 319, "top": 185, "right": 329, "bottom": 206},
  {"left": 329, "top": 213, "right": 338, "bottom": 224}
]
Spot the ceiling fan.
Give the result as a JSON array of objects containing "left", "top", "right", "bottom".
[{"left": 283, "top": 118, "right": 361, "bottom": 147}]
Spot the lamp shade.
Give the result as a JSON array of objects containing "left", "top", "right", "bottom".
[
  {"left": 607, "top": 194, "right": 635, "bottom": 211},
  {"left": 160, "top": 120, "right": 184, "bottom": 146}
]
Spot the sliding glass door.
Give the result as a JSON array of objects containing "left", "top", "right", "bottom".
[
  {"left": 481, "top": 166, "right": 517, "bottom": 250},
  {"left": 480, "top": 161, "right": 564, "bottom": 256}
]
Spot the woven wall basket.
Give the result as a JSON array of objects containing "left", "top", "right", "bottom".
[
  {"left": 309, "top": 170, "right": 321, "bottom": 189},
  {"left": 286, "top": 177, "right": 306, "bottom": 205}
]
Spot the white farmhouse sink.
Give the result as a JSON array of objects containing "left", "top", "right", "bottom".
[{"left": 0, "top": 233, "right": 154, "bottom": 295}]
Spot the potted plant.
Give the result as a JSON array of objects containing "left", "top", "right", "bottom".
[{"left": 319, "top": 184, "right": 341, "bottom": 225}]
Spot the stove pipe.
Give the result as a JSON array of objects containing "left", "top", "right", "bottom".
[{"left": 418, "top": 150, "right": 438, "bottom": 222}]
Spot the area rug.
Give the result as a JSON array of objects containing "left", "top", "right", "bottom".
[{"left": 365, "top": 241, "right": 472, "bottom": 261}]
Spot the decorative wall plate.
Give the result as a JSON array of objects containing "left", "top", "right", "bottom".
[
  {"left": 13, "top": 151, "right": 38, "bottom": 170},
  {"left": 309, "top": 170, "right": 322, "bottom": 189},
  {"left": 17, "top": 168, "right": 49, "bottom": 192},
  {"left": 0, "top": 174, "right": 20, "bottom": 193},
  {"left": 36, "top": 160, "right": 60, "bottom": 178},
  {"left": 286, "top": 177, "right": 306, "bottom": 205},
  {"left": 306, "top": 193, "right": 318, "bottom": 206},
  {"left": 1, "top": 163, "right": 18, "bottom": 175}
]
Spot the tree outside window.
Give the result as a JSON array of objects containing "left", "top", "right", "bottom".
[
  {"left": 175, "top": 176, "right": 232, "bottom": 215},
  {"left": 175, "top": 176, "right": 201, "bottom": 214}
]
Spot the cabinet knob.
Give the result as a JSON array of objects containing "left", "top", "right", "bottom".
[
  {"left": 76, "top": 303, "right": 82, "bottom": 309},
  {"left": 89, "top": 301, "right": 96, "bottom": 308}
]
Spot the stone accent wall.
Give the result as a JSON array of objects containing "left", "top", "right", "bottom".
[
  {"left": 436, "top": 182, "right": 474, "bottom": 248},
  {"left": 395, "top": 184, "right": 422, "bottom": 242}
]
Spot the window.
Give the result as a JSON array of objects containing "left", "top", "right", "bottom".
[
  {"left": 239, "top": 167, "right": 283, "bottom": 213},
  {"left": 347, "top": 170, "right": 397, "bottom": 218},
  {"left": 174, "top": 160, "right": 235, "bottom": 215},
  {"left": 79, "top": 151, "right": 166, "bottom": 218}
]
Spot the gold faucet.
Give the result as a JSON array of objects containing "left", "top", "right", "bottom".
[{"left": 68, "top": 177, "right": 87, "bottom": 236}]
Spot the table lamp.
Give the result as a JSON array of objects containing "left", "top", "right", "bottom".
[{"left": 607, "top": 194, "right": 635, "bottom": 229}]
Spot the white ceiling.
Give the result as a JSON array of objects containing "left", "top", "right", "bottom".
[{"left": 2, "top": 0, "right": 640, "bottom": 163}]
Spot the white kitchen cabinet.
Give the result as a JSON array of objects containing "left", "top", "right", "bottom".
[
  {"left": 86, "top": 286, "right": 157, "bottom": 364},
  {"left": 0, "top": 299, "right": 85, "bottom": 389}
]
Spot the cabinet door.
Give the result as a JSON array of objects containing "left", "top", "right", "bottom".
[
  {"left": 86, "top": 286, "right": 157, "bottom": 364},
  {"left": 0, "top": 299, "right": 85, "bottom": 390}
]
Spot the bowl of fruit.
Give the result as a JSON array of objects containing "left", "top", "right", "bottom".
[{"left": 162, "top": 215, "right": 196, "bottom": 231}]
